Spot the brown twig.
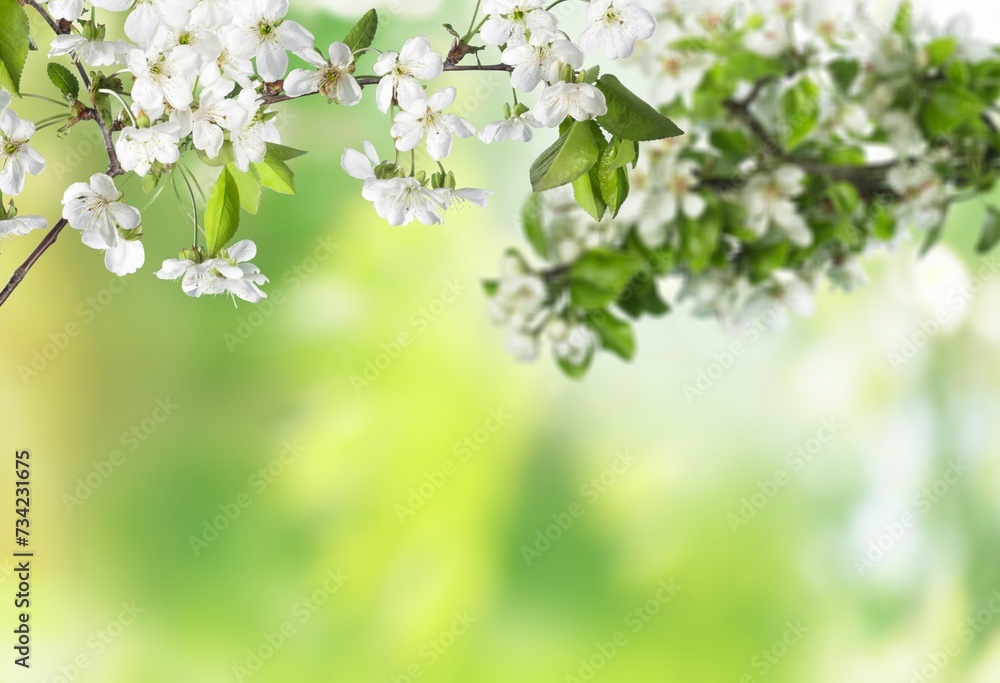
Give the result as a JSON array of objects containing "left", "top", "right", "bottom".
[{"left": 1, "top": 0, "right": 122, "bottom": 309}]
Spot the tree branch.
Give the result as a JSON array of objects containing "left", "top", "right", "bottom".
[
  {"left": 261, "top": 63, "right": 513, "bottom": 105},
  {"left": 1, "top": 0, "right": 123, "bottom": 310},
  {"left": 0, "top": 220, "right": 69, "bottom": 308},
  {"left": 722, "top": 76, "right": 898, "bottom": 193},
  {"left": 4, "top": 4, "right": 517, "bottom": 310},
  {"left": 20, "top": 0, "right": 61, "bottom": 34}
]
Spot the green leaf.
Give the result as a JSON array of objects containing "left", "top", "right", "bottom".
[
  {"left": 198, "top": 141, "right": 235, "bottom": 167},
  {"left": 568, "top": 249, "right": 644, "bottom": 309},
  {"left": 925, "top": 37, "right": 957, "bottom": 66},
  {"left": 603, "top": 137, "right": 636, "bottom": 172},
  {"left": 226, "top": 163, "right": 262, "bottom": 215},
  {"left": 589, "top": 312, "right": 636, "bottom": 361},
  {"left": 481, "top": 279, "right": 499, "bottom": 297},
  {"left": 710, "top": 129, "right": 751, "bottom": 156},
  {"left": 723, "top": 52, "right": 782, "bottom": 83},
  {"left": 204, "top": 167, "right": 241, "bottom": 256},
  {"left": 264, "top": 142, "right": 307, "bottom": 162},
  {"left": 254, "top": 143, "right": 301, "bottom": 195},
  {"left": 828, "top": 59, "right": 860, "bottom": 93},
  {"left": 919, "top": 224, "right": 943, "bottom": 257},
  {"left": 781, "top": 77, "right": 820, "bottom": 150},
  {"left": 530, "top": 120, "right": 601, "bottom": 192},
  {"left": 748, "top": 242, "right": 790, "bottom": 281},
  {"left": 343, "top": 9, "right": 379, "bottom": 53},
  {"left": 871, "top": 203, "right": 896, "bottom": 241},
  {"left": 827, "top": 182, "right": 860, "bottom": 216},
  {"left": 976, "top": 206, "right": 1000, "bottom": 254},
  {"left": 892, "top": 0, "right": 912, "bottom": 36},
  {"left": 573, "top": 166, "right": 607, "bottom": 222},
  {"left": 557, "top": 347, "right": 594, "bottom": 380},
  {"left": 617, "top": 276, "right": 670, "bottom": 319},
  {"left": 521, "top": 194, "right": 548, "bottom": 259},
  {"left": 595, "top": 74, "right": 684, "bottom": 142},
  {"left": 920, "top": 84, "right": 985, "bottom": 137},
  {"left": 46, "top": 62, "right": 79, "bottom": 100},
  {"left": 597, "top": 140, "right": 630, "bottom": 217},
  {"left": 0, "top": 0, "right": 30, "bottom": 97},
  {"left": 679, "top": 205, "right": 721, "bottom": 274}
]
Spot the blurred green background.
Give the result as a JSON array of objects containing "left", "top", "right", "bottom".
[{"left": 2, "top": 2, "right": 1000, "bottom": 682}]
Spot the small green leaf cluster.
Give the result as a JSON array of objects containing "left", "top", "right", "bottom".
[{"left": 488, "top": 0, "right": 1000, "bottom": 377}]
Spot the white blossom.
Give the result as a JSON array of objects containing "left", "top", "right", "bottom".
[
  {"left": 49, "top": 34, "right": 121, "bottom": 67},
  {"left": 284, "top": 42, "right": 362, "bottom": 105},
  {"left": 439, "top": 187, "right": 491, "bottom": 210},
  {"left": 122, "top": 0, "right": 198, "bottom": 48},
  {"left": 743, "top": 165, "right": 812, "bottom": 247},
  {"left": 361, "top": 177, "right": 448, "bottom": 226},
  {"left": 156, "top": 257, "right": 223, "bottom": 296},
  {"left": 232, "top": 90, "right": 281, "bottom": 172},
  {"left": 45, "top": 0, "right": 84, "bottom": 21},
  {"left": 128, "top": 45, "right": 201, "bottom": 118},
  {"left": 738, "top": 269, "right": 815, "bottom": 332},
  {"left": 115, "top": 122, "right": 184, "bottom": 176},
  {"left": 579, "top": 0, "right": 656, "bottom": 60},
  {"left": 531, "top": 81, "right": 608, "bottom": 128},
  {"left": 61, "top": 173, "right": 141, "bottom": 250},
  {"left": 501, "top": 37, "right": 584, "bottom": 93},
  {"left": 0, "top": 214, "right": 47, "bottom": 238},
  {"left": 202, "top": 240, "right": 270, "bottom": 303},
  {"left": 888, "top": 163, "right": 948, "bottom": 232},
  {"left": 489, "top": 271, "right": 548, "bottom": 330},
  {"left": 0, "top": 109, "right": 45, "bottom": 197},
  {"left": 481, "top": 0, "right": 558, "bottom": 47},
  {"left": 478, "top": 112, "right": 537, "bottom": 144},
  {"left": 190, "top": 0, "right": 233, "bottom": 29},
  {"left": 372, "top": 36, "right": 443, "bottom": 113},
  {"left": 390, "top": 87, "right": 475, "bottom": 161},
  {"left": 341, "top": 140, "right": 382, "bottom": 182},
  {"left": 192, "top": 81, "right": 249, "bottom": 159},
  {"left": 226, "top": 0, "right": 314, "bottom": 82},
  {"left": 81, "top": 227, "right": 145, "bottom": 276}
]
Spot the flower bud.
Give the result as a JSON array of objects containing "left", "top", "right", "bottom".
[
  {"left": 179, "top": 246, "right": 204, "bottom": 263},
  {"left": 374, "top": 161, "right": 403, "bottom": 179}
]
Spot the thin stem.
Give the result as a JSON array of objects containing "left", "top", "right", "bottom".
[
  {"left": 170, "top": 170, "right": 198, "bottom": 242},
  {"left": 0, "top": 0, "right": 121, "bottom": 311},
  {"left": 99, "top": 89, "right": 136, "bottom": 126},
  {"left": 178, "top": 167, "right": 200, "bottom": 246},
  {"left": 21, "top": 92, "right": 70, "bottom": 107},
  {"left": 33, "top": 119, "right": 66, "bottom": 132},
  {"left": 466, "top": 0, "right": 483, "bottom": 38},
  {"left": 546, "top": 0, "right": 573, "bottom": 10},
  {"left": 140, "top": 179, "right": 168, "bottom": 213},
  {"left": 180, "top": 164, "right": 206, "bottom": 203},
  {"left": 22, "top": 0, "right": 63, "bottom": 35},
  {"left": 409, "top": 150, "right": 416, "bottom": 177},
  {"left": 33, "top": 113, "right": 70, "bottom": 126},
  {"left": 0, "top": 220, "right": 68, "bottom": 307}
]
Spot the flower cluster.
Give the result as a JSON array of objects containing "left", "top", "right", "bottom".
[
  {"left": 339, "top": 0, "right": 659, "bottom": 225},
  {"left": 0, "top": 0, "right": 667, "bottom": 309},
  {"left": 488, "top": 0, "right": 1000, "bottom": 375}
]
